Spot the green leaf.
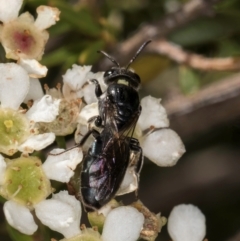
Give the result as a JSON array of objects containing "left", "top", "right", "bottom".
[
  {"left": 55, "top": 136, "right": 66, "bottom": 149},
  {"left": 0, "top": 195, "right": 6, "bottom": 203},
  {"left": 7, "top": 224, "right": 33, "bottom": 241},
  {"left": 169, "top": 14, "right": 240, "bottom": 47},
  {"left": 51, "top": 1, "right": 102, "bottom": 37},
  {"left": 179, "top": 66, "right": 200, "bottom": 94},
  {"left": 25, "top": 0, "right": 48, "bottom": 7},
  {"left": 48, "top": 22, "right": 73, "bottom": 36},
  {"left": 41, "top": 48, "right": 73, "bottom": 67},
  {"left": 217, "top": 39, "right": 240, "bottom": 57},
  {"left": 78, "top": 40, "right": 105, "bottom": 64}
]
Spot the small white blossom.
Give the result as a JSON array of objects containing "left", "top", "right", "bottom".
[
  {"left": 102, "top": 206, "right": 144, "bottom": 241},
  {"left": 18, "top": 132, "right": 56, "bottom": 153},
  {"left": 0, "top": 63, "right": 58, "bottom": 156},
  {"left": 138, "top": 96, "right": 169, "bottom": 130},
  {"left": 19, "top": 58, "right": 48, "bottom": 78},
  {"left": 140, "top": 128, "right": 186, "bottom": 166},
  {"left": 62, "top": 65, "right": 105, "bottom": 104},
  {"left": 0, "top": 0, "right": 22, "bottom": 22},
  {"left": 137, "top": 96, "right": 185, "bottom": 167},
  {"left": 78, "top": 102, "right": 99, "bottom": 126},
  {"left": 24, "top": 78, "right": 44, "bottom": 103},
  {"left": 43, "top": 148, "right": 83, "bottom": 182},
  {"left": 3, "top": 200, "right": 38, "bottom": 235},
  {"left": 167, "top": 204, "right": 206, "bottom": 241},
  {"left": 0, "top": 155, "right": 51, "bottom": 234},
  {"left": 116, "top": 166, "right": 138, "bottom": 196},
  {"left": 0, "top": 63, "right": 30, "bottom": 110},
  {"left": 62, "top": 65, "right": 92, "bottom": 99},
  {"left": 26, "top": 95, "right": 61, "bottom": 122},
  {"left": 1, "top": 151, "right": 82, "bottom": 236},
  {"left": 34, "top": 5, "right": 60, "bottom": 30},
  {"left": 35, "top": 191, "right": 82, "bottom": 238},
  {"left": 0, "top": 1, "right": 60, "bottom": 61}
]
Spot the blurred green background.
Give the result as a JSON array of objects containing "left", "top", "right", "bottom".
[{"left": 1, "top": 0, "right": 240, "bottom": 240}]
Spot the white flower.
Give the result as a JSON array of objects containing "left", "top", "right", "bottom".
[
  {"left": 19, "top": 58, "right": 48, "bottom": 78},
  {"left": 35, "top": 191, "right": 82, "bottom": 238},
  {"left": 36, "top": 65, "right": 103, "bottom": 137},
  {"left": 167, "top": 204, "right": 206, "bottom": 241},
  {"left": 62, "top": 64, "right": 105, "bottom": 104},
  {"left": 47, "top": 200, "right": 144, "bottom": 241},
  {"left": 0, "top": 63, "right": 30, "bottom": 110},
  {"left": 0, "top": 155, "right": 51, "bottom": 234},
  {"left": 0, "top": 1, "right": 60, "bottom": 60},
  {"left": 140, "top": 128, "right": 185, "bottom": 166},
  {"left": 43, "top": 147, "right": 83, "bottom": 183},
  {"left": 0, "top": 63, "right": 58, "bottom": 155},
  {"left": 0, "top": 149, "right": 83, "bottom": 236},
  {"left": 102, "top": 206, "right": 144, "bottom": 241},
  {"left": 137, "top": 96, "right": 185, "bottom": 167},
  {"left": 4, "top": 200, "right": 38, "bottom": 235},
  {"left": 137, "top": 96, "right": 169, "bottom": 130}
]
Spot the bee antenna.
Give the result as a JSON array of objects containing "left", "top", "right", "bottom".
[
  {"left": 97, "top": 50, "right": 121, "bottom": 69},
  {"left": 125, "top": 40, "right": 152, "bottom": 70}
]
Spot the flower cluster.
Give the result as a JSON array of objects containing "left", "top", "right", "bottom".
[{"left": 0, "top": 1, "right": 206, "bottom": 241}]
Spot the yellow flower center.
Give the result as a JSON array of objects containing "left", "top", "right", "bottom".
[{"left": 4, "top": 119, "right": 13, "bottom": 131}]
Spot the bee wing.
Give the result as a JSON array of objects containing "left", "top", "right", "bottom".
[
  {"left": 89, "top": 137, "right": 130, "bottom": 203},
  {"left": 92, "top": 106, "right": 141, "bottom": 203}
]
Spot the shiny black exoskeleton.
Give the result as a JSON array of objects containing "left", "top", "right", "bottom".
[{"left": 79, "top": 40, "right": 151, "bottom": 211}]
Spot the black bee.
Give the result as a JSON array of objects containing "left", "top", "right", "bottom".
[{"left": 79, "top": 40, "right": 151, "bottom": 211}]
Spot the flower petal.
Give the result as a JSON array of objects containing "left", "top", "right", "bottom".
[
  {"left": 84, "top": 71, "right": 107, "bottom": 104},
  {"left": 35, "top": 191, "right": 81, "bottom": 238},
  {"left": 116, "top": 166, "right": 138, "bottom": 196},
  {"left": 0, "top": 0, "right": 22, "bottom": 22},
  {"left": 102, "top": 206, "right": 144, "bottom": 241},
  {"left": 0, "top": 154, "right": 6, "bottom": 185},
  {"left": 140, "top": 129, "right": 185, "bottom": 166},
  {"left": 24, "top": 78, "right": 44, "bottom": 103},
  {"left": 26, "top": 95, "right": 60, "bottom": 122},
  {"left": 43, "top": 148, "right": 83, "bottom": 182},
  {"left": 138, "top": 96, "right": 169, "bottom": 131},
  {"left": 78, "top": 102, "right": 99, "bottom": 125},
  {"left": 62, "top": 65, "right": 92, "bottom": 98},
  {"left": 18, "top": 133, "right": 55, "bottom": 153},
  {"left": 82, "top": 84, "right": 98, "bottom": 104},
  {"left": 167, "top": 204, "right": 206, "bottom": 241},
  {"left": 19, "top": 58, "right": 48, "bottom": 78},
  {"left": 3, "top": 200, "right": 38, "bottom": 235},
  {"left": 34, "top": 6, "right": 60, "bottom": 30},
  {"left": 0, "top": 63, "right": 29, "bottom": 110}
]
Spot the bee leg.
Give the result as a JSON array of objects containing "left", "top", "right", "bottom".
[
  {"left": 129, "top": 138, "right": 144, "bottom": 199},
  {"left": 90, "top": 79, "right": 103, "bottom": 98},
  {"left": 78, "top": 129, "right": 100, "bottom": 146}
]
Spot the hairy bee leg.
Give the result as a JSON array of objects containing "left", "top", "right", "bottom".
[{"left": 90, "top": 79, "right": 103, "bottom": 97}]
